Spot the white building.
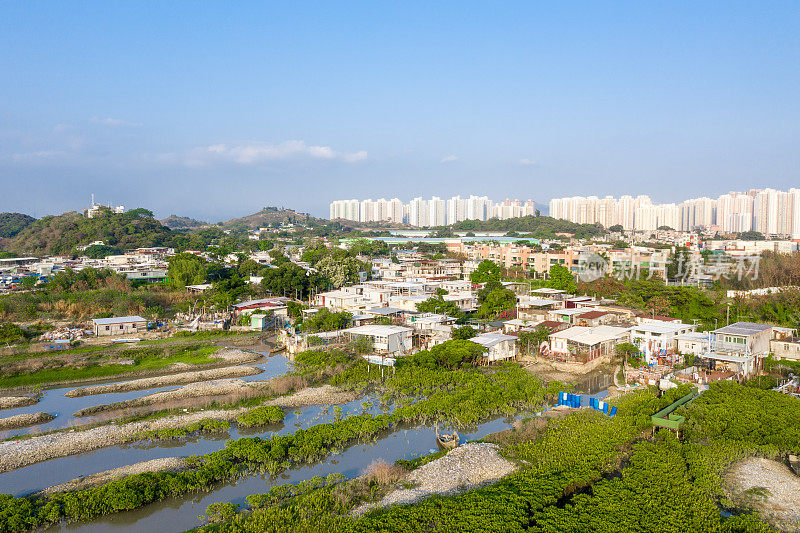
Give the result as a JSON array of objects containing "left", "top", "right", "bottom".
[
  {"left": 471, "top": 333, "right": 518, "bottom": 364},
  {"left": 344, "top": 325, "right": 413, "bottom": 353},
  {"left": 629, "top": 322, "right": 697, "bottom": 364}
]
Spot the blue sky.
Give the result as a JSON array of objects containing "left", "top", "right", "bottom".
[{"left": 1, "top": 2, "right": 799, "bottom": 221}]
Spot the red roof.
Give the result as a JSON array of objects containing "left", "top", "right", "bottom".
[{"left": 577, "top": 311, "right": 609, "bottom": 320}]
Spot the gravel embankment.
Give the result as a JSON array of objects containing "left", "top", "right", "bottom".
[
  {"left": 0, "top": 412, "right": 55, "bottom": 431},
  {"left": 0, "top": 396, "right": 39, "bottom": 410},
  {"left": 727, "top": 457, "right": 800, "bottom": 531},
  {"left": 35, "top": 457, "right": 187, "bottom": 496},
  {"left": 355, "top": 442, "right": 518, "bottom": 514},
  {"left": 65, "top": 366, "right": 263, "bottom": 397},
  {"left": 263, "top": 384, "right": 359, "bottom": 408},
  {"left": 0, "top": 384, "right": 359, "bottom": 473},
  {"left": 73, "top": 378, "right": 273, "bottom": 417}
]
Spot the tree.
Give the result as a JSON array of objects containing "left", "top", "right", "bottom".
[
  {"left": 548, "top": 264, "right": 577, "bottom": 293},
  {"left": 608, "top": 224, "right": 624, "bottom": 233},
  {"left": 406, "top": 340, "right": 486, "bottom": 370},
  {"left": 478, "top": 287, "right": 516, "bottom": 319},
  {"left": 303, "top": 308, "right": 351, "bottom": 332},
  {"left": 167, "top": 253, "right": 208, "bottom": 288},
  {"left": 517, "top": 325, "right": 551, "bottom": 356},
  {"left": 82, "top": 244, "right": 122, "bottom": 259},
  {"left": 315, "top": 255, "right": 368, "bottom": 288},
  {"left": 451, "top": 325, "right": 476, "bottom": 340},
  {"left": 261, "top": 263, "right": 326, "bottom": 299},
  {"left": 416, "top": 295, "right": 465, "bottom": 321},
  {"left": 470, "top": 260, "right": 501, "bottom": 284},
  {"left": 615, "top": 342, "right": 642, "bottom": 368}
]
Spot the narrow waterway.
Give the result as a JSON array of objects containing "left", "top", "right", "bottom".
[
  {"left": 0, "top": 393, "right": 375, "bottom": 496},
  {"left": 50, "top": 417, "right": 515, "bottom": 533},
  {"left": 0, "top": 348, "right": 289, "bottom": 438}
]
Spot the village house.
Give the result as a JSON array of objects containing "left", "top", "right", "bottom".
[
  {"left": 574, "top": 310, "right": 618, "bottom": 327},
  {"left": 470, "top": 332, "right": 518, "bottom": 364},
  {"left": 629, "top": 321, "right": 697, "bottom": 364},
  {"left": 676, "top": 332, "right": 711, "bottom": 356},
  {"left": 711, "top": 322, "right": 774, "bottom": 357},
  {"left": 343, "top": 325, "right": 413, "bottom": 353},
  {"left": 516, "top": 297, "right": 561, "bottom": 321},
  {"left": 547, "top": 325, "right": 630, "bottom": 364},
  {"left": 92, "top": 316, "right": 147, "bottom": 336}
]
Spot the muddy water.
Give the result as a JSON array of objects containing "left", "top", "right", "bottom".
[
  {"left": 50, "top": 417, "right": 514, "bottom": 533},
  {"left": 0, "top": 349, "right": 290, "bottom": 438}
]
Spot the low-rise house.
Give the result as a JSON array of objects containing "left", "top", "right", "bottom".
[
  {"left": 92, "top": 316, "right": 147, "bottom": 336},
  {"left": 471, "top": 333, "right": 518, "bottom": 364},
  {"left": 503, "top": 318, "right": 542, "bottom": 334},
  {"left": 711, "top": 322, "right": 774, "bottom": 357},
  {"left": 696, "top": 351, "right": 756, "bottom": 379},
  {"left": 574, "top": 311, "right": 617, "bottom": 327},
  {"left": 548, "top": 325, "right": 629, "bottom": 364},
  {"left": 629, "top": 322, "right": 697, "bottom": 364},
  {"left": 516, "top": 297, "right": 561, "bottom": 321},
  {"left": 232, "top": 298, "right": 290, "bottom": 323},
  {"left": 770, "top": 330, "right": 800, "bottom": 362},
  {"left": 547, "top": 308, "right": 587, "bottom": 325},
  {"left": 676, "top": 332, "right": 711, "bottom": 356},
  {"left": 343, "top": 325, "right": 413, "bottom": 353}
]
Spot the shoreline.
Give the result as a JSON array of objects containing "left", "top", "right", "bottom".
[{"left": 0, "top": 384, "right": 360, "bottom": 473}]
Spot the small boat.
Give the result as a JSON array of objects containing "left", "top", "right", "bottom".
[{"left": 435, "top": 422, "right": 459, "bottom": 450}]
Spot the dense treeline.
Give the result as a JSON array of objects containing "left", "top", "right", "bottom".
[{"left": 448, "top": 215, "right": 605, "bottom": 239}]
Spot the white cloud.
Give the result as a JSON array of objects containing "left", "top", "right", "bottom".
[
  {"left": 440, "top": 155, "right": 458, "bottom": 163},
  {"left": 170, "top": 140, "right": 368, "bottom": 167},
  {"left": 91, "top": 117, "right": 141, "bottom": 127},
  {"left": 519, "top": 158, "right": 536, "bottom": 166}
]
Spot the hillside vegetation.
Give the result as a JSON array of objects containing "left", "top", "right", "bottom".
[
  {"left": 221, "top": 206, "right": 323, "bottom": 231},
  {"left": 0, "top": 213, "right": 36, "bottom": 239},
  {"left": 160, "top": 215, "right": 209, "bottom": 230},
  {"left": 7, "top": 209, "right": 173, "bottom": 256}
]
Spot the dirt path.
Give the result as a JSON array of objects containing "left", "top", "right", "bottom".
[
  {"left": 726, "top": 457, "right": 800, "bottom": 532},
  {"left": 35, "top": 457, "right": 187, "bottom": 496},
  {"left": 65, "top": 365, "right": 263, "bottom": 397},
  {"left": 355, "top": 442, "right": 517, "bottom": 515}
]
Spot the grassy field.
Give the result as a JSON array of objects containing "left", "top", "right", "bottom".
[{"left": 0, "top": 345, "right": 224, "bottom": 388}]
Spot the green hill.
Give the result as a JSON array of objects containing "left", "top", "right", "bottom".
[
  {"left": 0, "top": 212, "right": 36, "bottom": 239},
  {"left": 8, "top": 208, "right": 174, "bottom": 256},
  {"left": 221, "top": 206, "right": 324, "bottom": 231},
  {"left": 160, "top": 214, "right": 209, "bottom": 230}
]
